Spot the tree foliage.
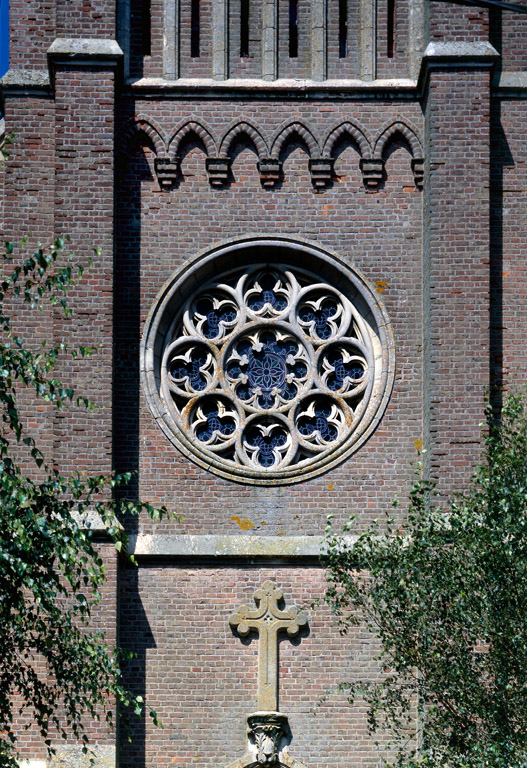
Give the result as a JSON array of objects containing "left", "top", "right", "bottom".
[
  {"left": 324, "top": 393, "right": 527, "bottom": 768},
  {"left": 0, "top": 237, "right": 166, "bottom": 767}
]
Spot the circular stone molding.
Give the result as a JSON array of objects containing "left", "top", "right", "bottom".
[{"left": 141, "top": 237, "right": 395, "bottom": 485}]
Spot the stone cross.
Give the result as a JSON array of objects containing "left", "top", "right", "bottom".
[{"left": 229, "top": 581, "right": 308, "bottom": 712}]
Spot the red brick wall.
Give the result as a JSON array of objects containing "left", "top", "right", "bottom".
[
  {"left": 8, "top": 0, "right": 55, "bottom": 70},
  {"left": 1, "top": 95, "right": 56, "bottom": 474},
  {"left": 499, "top": 5, "right": 527, "bottom": 70},
  {"left": 179, "top": 0, "right": 215, "bottom": 78},
  {"left": 376, "top": 0, "right": 409, "bottom": 78},
  {"left": 119, "top": 566, "right": 394, "bottom": 768},
  {"left": 13, "top": 544, "right": 118, "bottom": 761},
  {"left": 126, "top": 0, "right": 413, "bottom": 81},
  {"left": 428, "top": 0, "right": 489, "bottom": 41},
  {"left": 326, "top": 0, "right": 360, "bottom": 79},
  {"left": 55, "top": 0, "right": 115, "bottom": 37},
  {"left": 228, "top": 0, "right": 263, "bottom": 79},
  {"left": 4, "top": 0, "right": 526, "bottom": 764},
  {"left": 1, "top": 63, "right": 120, "bottom": 759},
  {"left": 113, "top": 99, "right": 424, "bottom": 536},
  {"left": 53, "top": 65, "right": 116, "bottom": 478},
  {"left": 491, "top": 98, "right": 527, "bottom": 386},
  {"left": 425, "top": 67, "right": 491, "bottom": 498}
]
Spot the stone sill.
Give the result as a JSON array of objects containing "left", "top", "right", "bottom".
[
  {"left": 127, "top": 76, "right": 417, "bottom": 98},
  {"left": 493, "top": 70, "right": 527, "bottom": 96},
  {"left": 128, "top": 533, "right": 357, "bottom": 561}
]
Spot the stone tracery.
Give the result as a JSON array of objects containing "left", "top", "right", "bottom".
[{"left": 153, "top": 256, "right": 389, "bottom": 481}]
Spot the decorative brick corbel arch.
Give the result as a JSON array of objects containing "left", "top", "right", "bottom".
[
  {"left": 270, "top": 121, "right": 320, "bottom": 160},
  {"left": 322, "top": 121, "right": 374, "bottom": 189},
  {"left": 168, "top": 119, "right": 220, "bottom": 188},
  {"left": 168, "top": 118, "right": 217, "bottom": 159},
  {"left": 213, "top": 120, "right": 269, "bottom": 187},
  {"left": 115, "top": 116, "right": 171, "bottom": 190},
  {"left": 116, "top": 115, "right": 167, "bottom": 158},
  {"left": 373, "top": 118, "right": 424, "bottom": 190},
  {"left": 219, "top": 120, "right": 269, "bottom": 160},
  {"left": 268, "top": 121, "right": 328, "bottom": 189},
  {"left": 323, "top": 120, "right": 372, "bottom": 160}
]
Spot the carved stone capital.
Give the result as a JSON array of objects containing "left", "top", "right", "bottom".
[
  {"left": 411, "top": 157, "right": 424, "bottom": 190},
  {"left": 258, "top": 159, "right": 282, "bottom": 188},
  {"left": 206, "top": 157, "right": 232, "bottom": 186},
  {"left": 154, "top": 157, "right": 181, "bottom": 190},
  {"left": 308, "top": 158, "right": 334, "bottom": 188},
  {"left": 247, "top": 712, "right": 289, "bottom": 765},
  {"left": 360, "top": 157, "right": 385, "bottom": 189}
]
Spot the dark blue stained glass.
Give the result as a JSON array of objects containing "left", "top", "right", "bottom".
[
  {"left": 236, "top": 382, "right": 253, "bottom": 401},
  {"left": 299, "top": 299, "right": 339, "bottom": 340},
  {"left": 258, "top": 391, "right": 276, "bottom": 409},
  {"left": 260, "top": 273, "right": 275, "bottom": 291},
  {"left": 275, "top": 339, "right": 298, "bottom": 358},
  {"left": 200, "top": 400, "right": 219, "bottom": 417},
  {"left": 291, "top": 361, "right": 308, "bottom": 379},
  {"left": 196, "top": 298, "right": 211, "bottom": 315},
  {"left": 246, "top": 426, "right": 287, "bottom": 467},
  {"left": 170, "top": 348, "right": 209, "bottom": 391},
  {"left": 228, "top": 333, "right": 306, "bottom": 407},
  {"left": 237, "top": 339, "right": 253, "bottom": 358},
  {"left": 281, "top": 382, "right": 297, "bottom": 401},
  {"left": 196, "top": 402, "right": 236, "bottom": 442},
  {"left": 248, "top": 352, "right": 286, "bottom": 390},
  {"left": 326, "top": 350, "right": 365, "bottom": 391},
  {"left": 266, "top": 337, "right": 300, "bottom": 361},
  {"left": 195, "top": 296, "right": 238, "bottom": 339},
  {"left": 248, "top": 273, "right": 288, "bottom": 313},
  {"left": 298, "top": 400, "right": 339, "bottom": 443},
  {"left": 227, "top": 360, "right": 243, "bottom": 379},
  {"left": 259, "top": 330, "right": 275, "bottom": 348}
]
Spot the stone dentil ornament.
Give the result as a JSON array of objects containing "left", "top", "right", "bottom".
[{"left": 141, "top": 237, "right": 395, "bottom": 483}]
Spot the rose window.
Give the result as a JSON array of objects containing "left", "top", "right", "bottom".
[{"left": 141, "top": 238, "right": 395, "bottom": 484}]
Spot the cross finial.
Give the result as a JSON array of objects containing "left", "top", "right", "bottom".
[{"left": 229, "top": 581, "right": 308, "bottom": 712}]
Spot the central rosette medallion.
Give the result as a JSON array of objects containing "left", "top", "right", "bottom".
[
  {"left": 225, "top": 329, "right": 309, "bottom": 410},
  {"left": 248, "top": 352, "right": 286, "bottom": 390}
]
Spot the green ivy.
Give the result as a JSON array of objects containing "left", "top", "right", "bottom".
[
  {"left": 0, "top": 238, "right": 168, "bottom": 767},
  {"left": 324, "top": 392, "right": 527, "bottom": 768}
]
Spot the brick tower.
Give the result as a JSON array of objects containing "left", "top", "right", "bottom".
[{"left": 1, "top": 0, "right": 526, "bottom": 765}]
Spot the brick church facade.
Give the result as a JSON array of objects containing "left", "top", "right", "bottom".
[{"left": 1, "top": 0, "right": 526, "bottom": 765}]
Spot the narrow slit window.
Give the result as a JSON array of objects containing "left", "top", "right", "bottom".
[
  {"left": 289, "top": 0, "right": 298, "bottom": 59},
  {"left": 339, "top": 0, "right": 348, "bottom": 58},
  {"left": 142, "top": 0, "right": 151, "bottom": 56},
  {"left": 289, "top": 0, "right": 298, "bottom": 58},
  {"left": 241, "top": 0, "right": 250, "bottom": 57},
  {"left": 191, "top": 0, "right": 200, "bottom": 58},
  {"left": 387, "top": 0, "right": 395, "bottom": 58}
]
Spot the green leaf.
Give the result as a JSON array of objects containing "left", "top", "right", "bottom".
[{"left": 0, "top": 235, "right": 168, "bottom": 766}]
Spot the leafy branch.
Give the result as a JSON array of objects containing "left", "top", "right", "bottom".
[
  {"left": 0, "top": 237, "right": 168, "bottom": 767},
  {"left": 324, "top": 391, "right": 527, "bottom": 768}
]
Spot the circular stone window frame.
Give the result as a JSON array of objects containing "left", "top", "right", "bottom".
[{"left": 141, "top": 236, "right": 396, "bottom": 485}]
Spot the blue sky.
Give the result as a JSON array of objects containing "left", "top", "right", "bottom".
[{"left": 0, "top": 0, "right": 8, "bottom": 78}]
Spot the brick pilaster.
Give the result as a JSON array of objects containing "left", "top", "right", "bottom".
[
  {"left": 50, "top": 44, "right": 121, "bottom": 756},
  {"left": 422, "top": 42, "right": 498, "bottom": 497}
]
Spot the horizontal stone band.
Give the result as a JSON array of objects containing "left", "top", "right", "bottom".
[{"left": 128, "top": 534, "right": 357, "bottom": 560}]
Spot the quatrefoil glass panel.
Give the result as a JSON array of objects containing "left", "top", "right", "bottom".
[{"left": 141, "top": 238, "right": 395, "bottom": 484}]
